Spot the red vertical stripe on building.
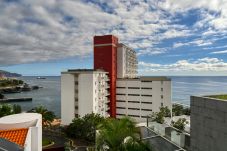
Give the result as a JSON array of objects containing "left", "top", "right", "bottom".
[{"left": 94, "top": 35, "right": 118, "bottom": 118}]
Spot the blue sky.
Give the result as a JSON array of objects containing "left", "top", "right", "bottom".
[{"left": 0, "top": 0, "right": 227, "bottom": 76}]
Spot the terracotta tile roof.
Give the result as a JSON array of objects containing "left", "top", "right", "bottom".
[{"left": 0, "top": 128, "right": 28, "bottom": 147}]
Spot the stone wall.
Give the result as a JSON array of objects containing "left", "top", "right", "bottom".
[{"left": 190, "top": 96, "right": 227, "bottom": 151}]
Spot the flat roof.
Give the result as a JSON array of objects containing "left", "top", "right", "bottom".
[
  {"left": 62, "top": 69, "right": 108, "bottom": 74},
  {"left": 117, "top": 76, "right": 171, "bottom": 81},
  {"left": 0, "top": 113, "right": 41, "bottom": 124},
  {"left": 205, "top": 94, "right": 227, "bottom": 101}
]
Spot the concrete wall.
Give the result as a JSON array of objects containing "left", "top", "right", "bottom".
[
  {"left": 190, "top": 96, "right": 227, "bottom": 151},
  {"left": 61, "top": 74, "right": 75, "bottom": 125},
  {"left": 78, "top": 74, "right": 94, "bottom": 117}
]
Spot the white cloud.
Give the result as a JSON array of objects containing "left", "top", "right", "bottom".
[
  {"left": 210, "top": 50, "right": 227, "bottom": 54},
  {"left": 173, "top": 39, "right": 213, "bottom": 48},
  {"left": 0, "top": 0, "right": 226, "bottom": 66},
  {"left": 139, "top": 57, "right": 227, "bottom": 73}
]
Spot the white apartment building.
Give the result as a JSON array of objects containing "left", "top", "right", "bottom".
[
  {"left": 117, "top": 43, "right": 138, "bottom": 78},
  {"left": 0, "top": 113, "right": 42, "bottom": 151},
  {"left": 116, "top": 77, "right": 171, "bottom": 122},
  {"left": 61, "top": 69, "right": 110, "bottom": 125}
]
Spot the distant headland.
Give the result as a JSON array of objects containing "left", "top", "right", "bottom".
[{"left": 0, "top": 70, "right": 22, "bottom": 78}]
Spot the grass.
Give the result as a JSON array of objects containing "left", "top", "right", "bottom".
[
  {"left": 207, "top": 95, "right": 227, "bottom": 100},
  {"left": 42, "top": 138, "right": 53, "bottom": 146}
]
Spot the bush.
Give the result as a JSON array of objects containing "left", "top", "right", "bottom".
[
  {"left": 65, "top": 113, "right": 105, "bottom": 143},
  {"left": 172, "top": 104, "right": 190, "bottom": 116},
  {"left": 171, "top": 118, "right": 188, "bottom": 131},
  {"left": 150, "top": 106, "right": 171, "bottom": 124}
]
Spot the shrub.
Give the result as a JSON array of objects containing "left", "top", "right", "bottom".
[{"left": 171, "top": 118, "right": 188, "bottom": 131}]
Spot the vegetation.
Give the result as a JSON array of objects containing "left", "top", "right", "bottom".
[
  {"left": 0, "top": 93, "right": 4, "bottom": 99},
  {"left": 65, "top": 113, "right": 105, "bottom": 143},
  {"left": 171, "top": 118, "right": 188, "bottom": 131},
  {"left": 160, "top": 106, "right": 171, "bottom": 117},
  {"left": 0, "top": 79, "right": 24, "bottom": 87},
  {"left": 208, "top": 95, "right": 227, "bottom": 100},
  {"left": 96, "top": 117, "right": 151, "bottom": 151},
  {"left": 172, "top": 104, "right": 190, "bottom": 116},
  {"left": 151, "top": 106, "right": 171, "bottom": 124},
  {"left": 0, "top": 104, "right": 22, "bottom": 117},
  {"left": 42, "top": 138, "right": 53, "bottom": 146},
  {"left": 28, "top": 106, "right": 56, "bottom": 127}
]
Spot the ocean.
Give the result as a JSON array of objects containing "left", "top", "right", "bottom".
[{"left": 2, "top": 76, "right": 227, "bottom": 117}]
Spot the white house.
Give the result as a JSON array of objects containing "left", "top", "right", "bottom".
[{"left": 0, "top": 113, "right": 42, "bottom": 151}]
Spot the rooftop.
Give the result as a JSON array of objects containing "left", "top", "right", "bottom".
[
  {"left": 206, "top": 94, "right": 227, "bottom": 101},
  {"left": 0, "top": 128, "right": 28, "bottom": 147},
  {"left": 117, "top": 76, "right": 171, "bottom": 81},
  {"left": 62, "top": 69, "right": 108, "bottom": 74}
]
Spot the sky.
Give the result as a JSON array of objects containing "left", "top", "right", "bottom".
[{"left": 0, "top": 0, "right": 227, "bottom": 76}]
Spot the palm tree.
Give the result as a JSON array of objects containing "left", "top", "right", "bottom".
[
  {"left": 28, "top": 106, "right": 55, "bottom": 127},
  {"left": 96, "top": 117, "right": 151, "bottom": 151}
]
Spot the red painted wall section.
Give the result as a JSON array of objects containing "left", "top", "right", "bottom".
[{"left": 94, "top": 35, "right": 118, "bottom": 118}]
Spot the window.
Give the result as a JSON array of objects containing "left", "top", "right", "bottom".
[
  {"left": 117, "top": 87, "right": 126, "bottom": 89},
  {"left": 141, "top": 87, "right": 152, "bottom": 90},
  {"left": 117, "top": 93, "right": 126, "bottom": 96},
  {"left": 75, "top": 81, "right": 78, "bottom": 85},
  {"left": 117, "top": 107, "right": 126, "bottom": 109},
  {"left": 128, "top": 101, "right": 140, "bottom": 103},
  {"left": 161, "top": 103, "right": 163, "bottom": 107},
  {"left": 128, "top": 94, "right": 140, "bottom": 96},
  {"left": 141, "top": 95, "right": 152, "bottom": 97},
  {"left": 141, "top": 109, "right": 152, "bottom": 111},
  {"left": 128, "top": 87, "right": 140, "bottom": 89},
  {"left": 141, "top": 80, "right": 152, "bottom": 82},
  {"left": 161, "top": 88, "right": 163, "bottom": 91},
  {"left": 128, "top": 108, "right": 140, "bottom": 110},
  {"left": 161, "top": 95, "right": 163, "bottom": 99},
  {"left": 141, "top": 102, "right": 152, "bottom": 104},
  {"left": 128, "top": 114, "right": 140, "bottom": 117},
  {"left": 117, "top": 113, "right": 125, "bottom": 116}
]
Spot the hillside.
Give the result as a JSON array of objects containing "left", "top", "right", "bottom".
[{"left": 0, "top": 70, "right": 22, "bottom": 77}]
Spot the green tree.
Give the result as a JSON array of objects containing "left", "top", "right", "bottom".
[
  {"left": 183, "top": 108, "right": 190, "bottom": 115},
  {"left": 151, "top": 111, "right": 164, "bottom": 124},
  {"left": 96, "top": 117, "right": 151, "bottom": 151},
  {"left": 28, "top": 106, "right": 56, "bottom": 126},
  {"left": 65, "top": 113, "right": 105, "bottom": 143},
  {"left": 171, "top": 118, "right": 188, "bottom": 131},
  {"left": 172, "top": 104, "right": 184, "bottom": 116},
  {"left": 160, "top": 106, "right": 171, "bottom": 117},
  {"left": 0, "top": 104, "right": 12, "bottom": 117},
  {"left": 12, "top": 104, "right": 22, "bottom": 114}
]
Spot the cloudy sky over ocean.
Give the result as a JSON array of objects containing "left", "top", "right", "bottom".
[{"left": 0, "top": 0, "right": 227, "bottom": 76}]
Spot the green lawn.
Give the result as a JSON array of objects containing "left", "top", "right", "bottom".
[
  {"left": 208, "top": 95, "right": 227, "bottom": 100},
  {"left": 42, "top": 138, "right": 53, "bottom": 146}
]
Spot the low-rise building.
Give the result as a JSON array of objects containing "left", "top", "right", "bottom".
[
  {"left": 116, "top": 77, "right": 171, "bottom": 122},
  {"left": 190, "top": 95, "right": 227, "bottom": 151},
  {"left": 0, "top": 113, "right": 42, "bottom": 151},
  {"left": 61, "top": 69, "right": 110, "bottom": 125}
]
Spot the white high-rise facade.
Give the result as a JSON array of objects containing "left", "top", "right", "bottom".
[
  {"left": 116, "top": 77, "right": 171, "bottom": 122},
  {"left": 117, "top": 43, "right": 138, "bottom": 78},
  {"left": 61, "top": 69, "right": 110, "bottom": 125}
]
